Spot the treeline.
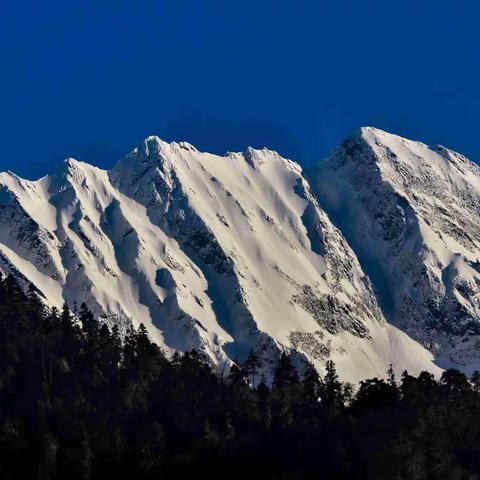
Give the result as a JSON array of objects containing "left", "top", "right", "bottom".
[{"left": 0, "top": 275, "right": 479, "bottom": 479}]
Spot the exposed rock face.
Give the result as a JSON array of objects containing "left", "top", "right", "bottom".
[
  {"left": 0, "top": 133, "right": 448, "bottom": 382},
  {"left": 312, "top": 127, "right": 480, "bottom": 371}
]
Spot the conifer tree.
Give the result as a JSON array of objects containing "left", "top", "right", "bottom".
[
  {"left": 273, "top": 352, "right": 299, "bottom": 389},
  {"left": 387, "top": 363, "right": 396, "bottom": 387},
  {"left": 244, "top": 349, "right": 260, "bottom": 388},
  {"left": 302, "top": 361, "right": 321, "bottom": 403},
  {"left": 320, "top": 360, "right": 344, "bottom": 410},
  {"left": 228, "top": 362, "right": 247, "bottom": 387}
]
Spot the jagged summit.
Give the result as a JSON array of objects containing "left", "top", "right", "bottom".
[
  {"left": 64, "top": 157, "right": 82, "bottom": 167},
  {"left": 338, "top": 126, "right": 387, "bottom": 144},
  {"left": 49, "top": 157, "right": 103, "bottom": 184},
  {"left": 338, "top": 126, "right": 473, "bottom": 170},
  {"left": 312, "top": 127, "right": 480, "bottom": 373}
]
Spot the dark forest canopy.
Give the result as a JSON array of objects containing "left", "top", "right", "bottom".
[{"left": 0, "top": 275, "right": 479, "bottom": 479}]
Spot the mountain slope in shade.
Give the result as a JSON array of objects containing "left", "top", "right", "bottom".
[
  {"left": 312, "top": 127, "right": 480, "bottom": 374},
  {"left": 0, "top": 136, "right": 440, "bottom": 382}
]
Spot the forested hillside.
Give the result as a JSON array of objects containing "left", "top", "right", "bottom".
[{"left": 0, "top": 275, "right": 479, "bottom": 479}]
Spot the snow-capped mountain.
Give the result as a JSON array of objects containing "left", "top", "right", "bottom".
[
  {"left": 0, "top": 133, "right": 448, "bottom": 382},
  {"left": 312, "top": 127, "right": 480, "bottom": 374}
]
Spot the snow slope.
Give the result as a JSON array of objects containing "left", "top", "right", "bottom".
[
  {"left": 312, "top": 127, "right": 480, "bottom": 374},
  {"left": 0, "top": 135, "right": 442, "bottom": 382}
]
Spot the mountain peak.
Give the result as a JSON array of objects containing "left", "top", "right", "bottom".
[
  {"left": 136, "top": 136, "right": 199, "bottom": 157},
  {"left": 358, "top": 125, "right": 383, "bottom": 135},
  {"left": 314, "top": 125, "right": 480, "bottom": 370},
  {"left": 135, "top": 136, "right": 171, "bottom": 159},
  {"left": 349, "top": 126, "right": 386, "bottom": 141},
  {"left": 63, "top": 157, "right": 84, "bottom": 169},
  {"left": 58, "top": 157, "right": 101, "bottom": 180}
]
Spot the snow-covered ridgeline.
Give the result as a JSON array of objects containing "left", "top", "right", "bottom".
[{"left": 0, "top": 132, "right": 450, "bottom": 381}]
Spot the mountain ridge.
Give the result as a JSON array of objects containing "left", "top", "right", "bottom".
[{"left": 2, "top": 127, "right": 475, "bottom": 381}]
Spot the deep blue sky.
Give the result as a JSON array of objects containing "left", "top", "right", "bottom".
[{"left": 1, "top": 0, "right": 479, "bottom": 179}]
